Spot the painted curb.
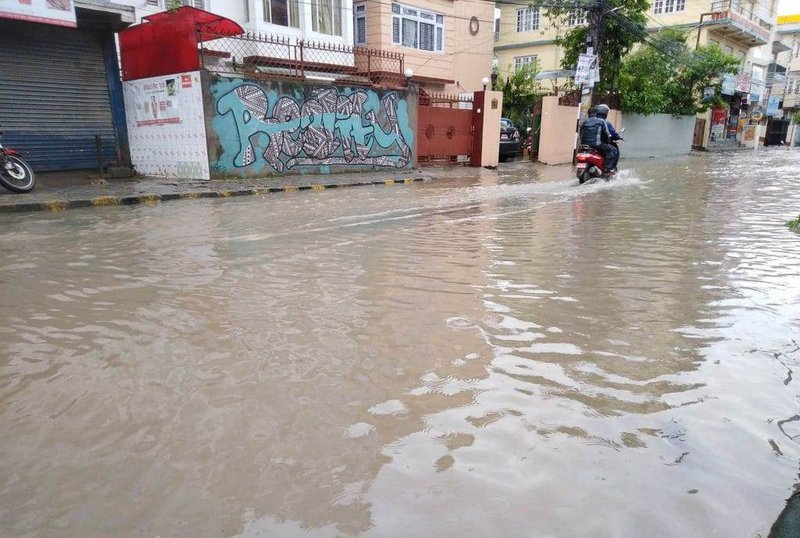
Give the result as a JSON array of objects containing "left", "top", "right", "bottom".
[{"left": 0, "top": 177, "right": 429, "bottom": 214}]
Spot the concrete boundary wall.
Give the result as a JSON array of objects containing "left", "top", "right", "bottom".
[
  {"left": 538, "top": 96, "right": 577, "bottom": 165},
  {"left": 538, "top": 96, "right": 624, "bottom": 165},
  {"left": 621, "top": 113, "right": 694, "bottom": 159}
]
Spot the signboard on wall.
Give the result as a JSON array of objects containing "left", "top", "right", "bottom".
[
  {"left": 123, "top": 71, "right": 210, "bottom": 180},
  {"left": 0, "top": 0, "right": 77, "bottom": 27},
  {"left": 127, "top": 76, "right": 184, "bottom": 127}
]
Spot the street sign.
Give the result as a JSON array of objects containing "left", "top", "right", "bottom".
[{"left": 575, "top": 54, "right": 598, "bottom": 85}]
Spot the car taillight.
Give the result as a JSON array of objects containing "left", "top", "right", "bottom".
[{"left": 512, "top": 131, "right": 519, "bottom": 140}]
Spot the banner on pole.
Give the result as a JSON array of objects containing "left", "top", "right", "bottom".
[
  {"left": 575, "top": 54, "right": 598, "bottom": 86},
  {"left": 766, "top": 95, "right": 780, "bottom": 116}
]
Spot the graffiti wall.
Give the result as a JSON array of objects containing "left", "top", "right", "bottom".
[
  {"left": 123, "top": 71, "right": 210, "bottom": 179},
  {"left": 207, "top": 77, "right": 415, "bottom": 177}
]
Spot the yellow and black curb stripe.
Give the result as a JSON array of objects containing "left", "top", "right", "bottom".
[{"left": 0, "top": 176, "right": 428, "bottom": 214}]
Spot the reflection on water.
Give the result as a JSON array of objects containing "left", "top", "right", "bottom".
[{"left": 2, "top": 152, "right": 800, "bottom": 537}]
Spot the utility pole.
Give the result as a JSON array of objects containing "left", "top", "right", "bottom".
[
  {"left": 579, "top": 0, "right": 606, "bottom": 120},
  {"left": 574, "top": 0, "right": 607, "bottom": 163}
]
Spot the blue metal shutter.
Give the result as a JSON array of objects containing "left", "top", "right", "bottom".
[{"left": 0, "top": 21, "right": 118, "bottom": 171}]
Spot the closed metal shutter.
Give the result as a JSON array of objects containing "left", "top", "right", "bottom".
[{"left": 0, "top": 20, "right": 118, "bottom": 171}]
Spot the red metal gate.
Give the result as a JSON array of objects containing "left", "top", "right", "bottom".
[{"left": 417, "top": 93, "right": 474, "bottom": 164}]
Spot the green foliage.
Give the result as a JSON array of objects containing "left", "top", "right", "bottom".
[
  {"left": 793, "top": 110, "right": 800, "bottom": 124},
  {"left": 788, "top": 215, "right": 800, "bottom": 232},
  {"left": 494, "top": 62, "right": 544, "bottom": 133},
  {"left": 168, "top": 0, "right": 182, "bottom": 10},
  {"left": 617, "top": 29, "right": 740, "bottom": 116},
  {"left": 539, "top": 0, "right": 649, "bottom": 93}
]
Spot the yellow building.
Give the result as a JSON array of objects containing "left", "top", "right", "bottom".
[
  {"left": 494, "top": 1, "right": 772, "bottom": 81},
  {"left": 493, "top": 0, "right": 778, "bottom": 146}
]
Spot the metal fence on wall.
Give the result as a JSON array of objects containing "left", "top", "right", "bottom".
[{"left": 198, "top": 31, "right": 406, "bottom": 89}]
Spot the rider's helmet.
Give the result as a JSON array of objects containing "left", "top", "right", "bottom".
[{"left": 596, "top": 104, "right": 610, "bottom": 117}]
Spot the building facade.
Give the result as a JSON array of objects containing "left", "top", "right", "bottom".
[{"left": 356, "top": 0, "right": 495, "bottom": 92}]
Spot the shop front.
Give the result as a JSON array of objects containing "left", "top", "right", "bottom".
[{"left": 0, "top": 1, "right": 134, "bottom": 171}]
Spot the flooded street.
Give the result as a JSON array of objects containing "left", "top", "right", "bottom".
[{"left": 2, "top": 151, "right": 800, "bottom": 537}]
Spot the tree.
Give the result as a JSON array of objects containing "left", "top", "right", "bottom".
[
  {"left": 494, "top": 61, "right": 544, "bottom": 132},
  {"left": 536, "top": 0, "right": 649, "bottom": 94},
  {"left": 618, "top": 29, "right": 740, "bottom": 116}
]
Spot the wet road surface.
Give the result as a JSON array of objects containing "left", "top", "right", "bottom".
[{"left": 2, "top": 151, "right": 800, "bottom": 537}]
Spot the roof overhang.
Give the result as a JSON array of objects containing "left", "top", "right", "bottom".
[
  {"left": 75, "top": 0, "right": 135, "bottom": 30},
  {"left": 143, "top": 6, "right": 244, "bottom": 41}
]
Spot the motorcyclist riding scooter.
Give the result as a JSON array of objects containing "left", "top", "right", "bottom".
[{"left": 575, "top": 105, "right": 624, "bottom": 184}]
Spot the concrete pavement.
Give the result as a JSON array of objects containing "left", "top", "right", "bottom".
[{"left": 0, "top": 169, "right": 434, "bottom": 213}]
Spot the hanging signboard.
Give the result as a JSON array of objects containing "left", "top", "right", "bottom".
[
  {"left": 575, "top": 54, "right": 598, "bottom": 86},
  {"left": 0, "top": 0, "right": 76, "bottom": 27},
  {"left": 736, "top": 73, "right": 752, "bottom": 94},
  {"left": 721, "top": 74, "right": 736, "bottom": 95},
  {"left": 750, "top": 81, "right": 763, "bottom": 104},
  {"left": 766, "top": 95, "right": 780, "bottom": 116}
]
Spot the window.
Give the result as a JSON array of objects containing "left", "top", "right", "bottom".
[
  {"left": 264, "top": 0, "right": 300, "bottom": 27},
  {"left": 145, "top": 0, "right": 160, "bottom": 6},
  {"left": 514, "top": 55, "right": 537, "bottom": 70},
  {"left": 653, "top": 0, "right": 684, "bottom": 14},
  {"left": 516, "top": 7, "right": 539, "bottom": 32},
  {"left": 311, "top": 0, "right": 342, "bottom": 34},
  {"left": 725, "top": 45, "right": 734, "bottom": 55},
  {"left": 788, "top": 79, "right": 794, "bottom": 95},
  {"left": 354, "top": 3, "right": 366, "bottom": 44},
  {"left": 181, "top": 0, "right": 204, "bottom": 7},
  {"left": 567, "top": 10, "right": 586, "bottom": 26},
  {"left": 391, "top": 3, "right": 444, "bottom": 52}
]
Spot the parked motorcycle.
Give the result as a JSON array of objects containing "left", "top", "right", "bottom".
[
  {"left": 0, "top": 131, "right": 35, "bottom": 193},
  {"left": 575, "top": 129, "right": 624, "bottom": 185}
]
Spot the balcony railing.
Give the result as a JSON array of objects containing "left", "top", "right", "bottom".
[{"left": 706, "top": 0, "right": 771, "bottom": 45}]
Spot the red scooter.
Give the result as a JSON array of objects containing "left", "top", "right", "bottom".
[
  {"left": 575, "top": 129, "right": 624, "bottom": 185},
  {"left": 0, "top": 130, "right": 35, "bottom": 193}
]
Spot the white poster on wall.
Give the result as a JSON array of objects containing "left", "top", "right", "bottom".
[
  {"left": 0, "top": 0, "right": 76, "bottom": 27},
  {"left": 123, "top": 71, "right": 210, "bottom": 180}
]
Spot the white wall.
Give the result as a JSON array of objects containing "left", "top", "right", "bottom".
[
  {"left": 123, "top": 71, "right": 210, "bottom": 179},
  {"left": 621, "top": 114, "right": 695, "bottom": 159}
]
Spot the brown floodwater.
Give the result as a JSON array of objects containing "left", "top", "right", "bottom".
[{"left": 2, "top": 151, "right": 800, "bottom": 537}]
